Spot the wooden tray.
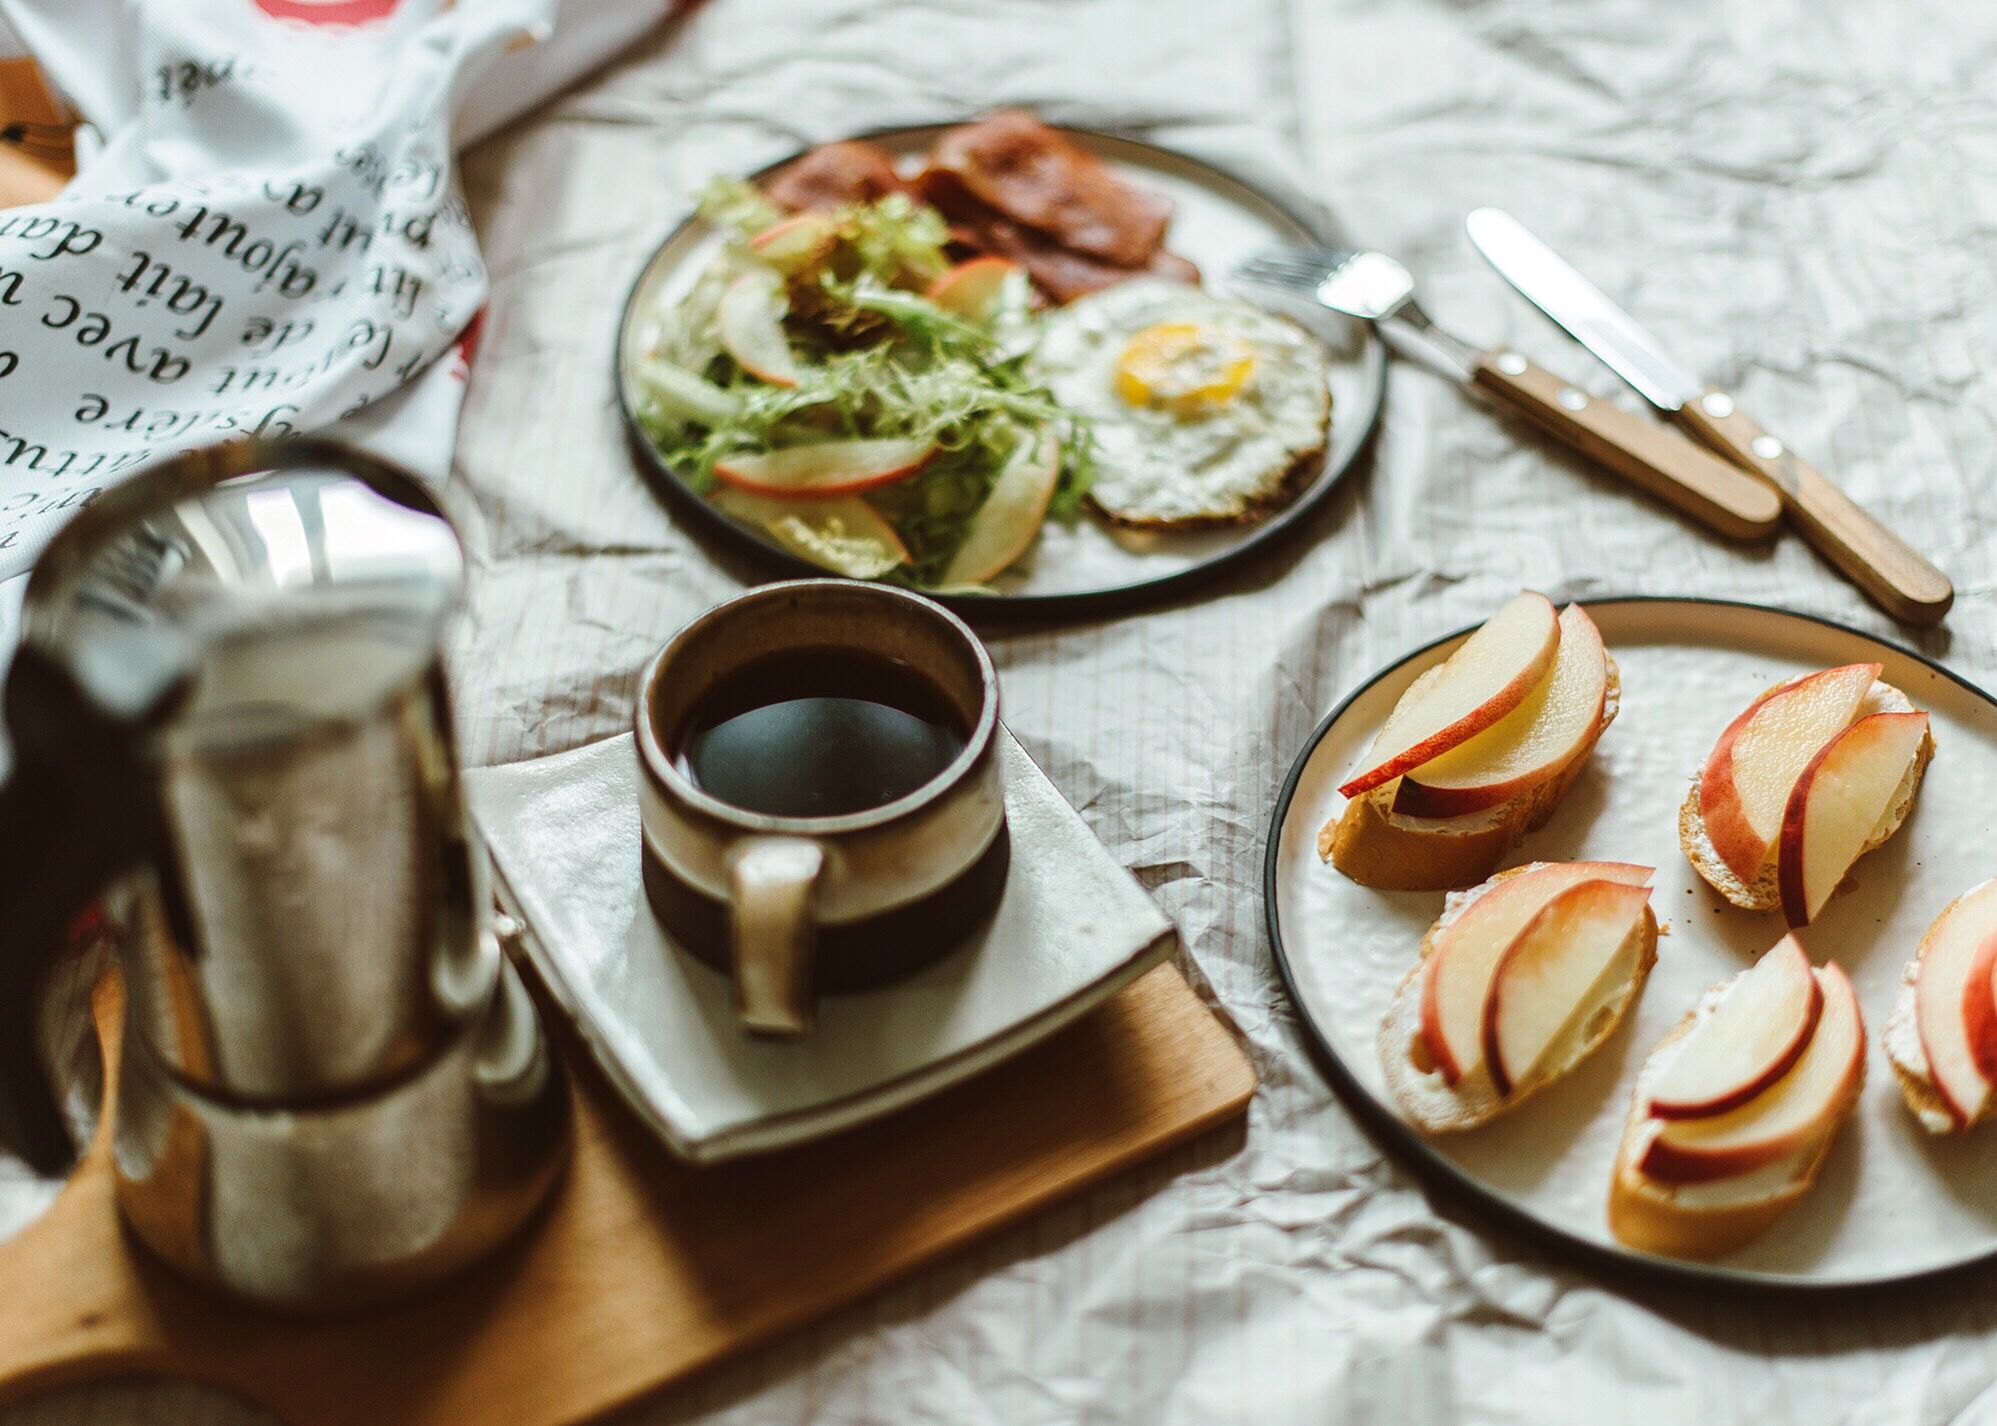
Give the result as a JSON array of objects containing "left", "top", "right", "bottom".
[{"left": 0, "top": 960, "right": 1253, "bottom": 1424}]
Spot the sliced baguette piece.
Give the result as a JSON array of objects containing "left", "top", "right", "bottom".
[
  {"left": 1609, "top": 965, "right": 1865, "bottom": 1260},
  {"left": 1379, "top": 864, "right": 1658, "bottom": 1133},
  {"left": 1679, "top": 678, "right": 1932, "bottom": 912},
  {"left": 1324, "top": 655, "right": 1619, "bottom": 892},
  {"left": 1884, "top": 967, "right": 1965, "bottom": 1135},
  {"left": 1884, "top": 881, "right": 1997, "bottom": 1134}
]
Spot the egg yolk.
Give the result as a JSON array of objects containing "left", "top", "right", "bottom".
[{"left": 1114, "top": 323, "right": 1255, "bottom": 412}]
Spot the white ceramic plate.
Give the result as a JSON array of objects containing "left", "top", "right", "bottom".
[
  {"left": 615, "top": 124, "right": 1385, "bottom": 617},
  {"left": 1267, "top": 597, "right": 1997, "bottom": 1289},
  {"left": 467, "top": 728, "right": 1177, "bottom": 1164}
]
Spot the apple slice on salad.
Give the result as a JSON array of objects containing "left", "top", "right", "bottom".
[
  {"left": 926, "top": 257, "right": 1023, "bottom": 322},
  {"left": 747, "top": 213, "right": 837, "bottom": 275},
  {"left": 717, "top": 269, "right": 803, "bottom": 387},
  {"left": 713, "top": 438, "right": 938, "bottom": 497},
  {"left": 710, "top": 486, "right": 908, "bottom": 579},
  {"left": 939, "top": 426, "right": 1059, "bottom": 586}
]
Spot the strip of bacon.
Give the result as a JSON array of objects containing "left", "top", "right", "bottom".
[
  {"left": 928, "top": 110, "right": 1171, "bottom": 267},
  {"left": 915, "top": 165, "right": 1195, "bottom": 302}
]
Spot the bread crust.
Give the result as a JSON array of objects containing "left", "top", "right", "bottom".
[
  {"left": 1607, "top": 975, "right": 1865, "bottom": 1260},
  {"left": 1679, "top": 678, "right": 1932, "bottom": 912},
  {"left": 1324, "top": 657, "right": 1619, "bottom": 892},
  {"left": 1379, "top": 865, "right": 1659, "bottom": 1133}
]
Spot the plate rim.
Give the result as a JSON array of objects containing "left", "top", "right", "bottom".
[
  {"left": 612, "top": 121, "right": 1387, "bottom": 622},
  {"left": 1262, "top": 594, "right": 1997, "bottom": 1295}
]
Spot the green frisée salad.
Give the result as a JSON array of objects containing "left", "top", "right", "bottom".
[{"left": 633, "top": 178, "right": 1095, "bottom": 588}]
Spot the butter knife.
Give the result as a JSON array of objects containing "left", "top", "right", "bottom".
[{"left": 1467, "top": 207, "right": 1953, "bottom": 626}]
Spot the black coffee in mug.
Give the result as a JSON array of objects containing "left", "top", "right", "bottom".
[
  {"left": 638, "top": 580, "right": 1007, "bottom": 1032},
  {"left": 673, "top": 648, "right": 968, "bottom": 818}
]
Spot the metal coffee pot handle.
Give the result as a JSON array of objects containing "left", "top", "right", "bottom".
[{"left": 0, "top": 640, "right": 183, "bottom": 1175}]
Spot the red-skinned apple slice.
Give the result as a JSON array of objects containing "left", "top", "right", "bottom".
[
  {"left": 1698, "top": 663, "right": 1880, "bottom": 882},
  {"left": 1639, "top": 964, "right": 1863, "bottom": 1185},
  {"left": 1914, "top": 879, "right": 1997, "bottom": 1127},
  {"left": 748, "top": 213, "right": 836, "bottom": 274},
  {"left": 940, "top": 426, "right": 1059, "bottom": 586},
  {"left": 1968, "top": 937, "right": 1997, "bottom": 1091},
  {"left": 1419, "top": 859, "right": 1654, "bottom": 1086},
  {"left": 1340, "top": 592, "right": 1561, "bottom": 800},
  {"left": 1646, "top": 934, "right": 1822, "bottom": 1119},
  {"left": 713, "top": 438, "right": 937, "bottom": 497},
  {"left": 718, "top": 270, "right": 802, "bottom": 387},
  {"left": 925, "top": 256, "right": 1021, "bottom": 321},
  {"left": 1481, "top": 879, "right": 1653, "bottom": 1096},
  {"left": 1395, "top": 603, "right": 1609, "bottom": 817},
  {"left": 1777, "top": 711, "right": 1929, "bottom": 927},
  {"left": 711, "top": 486, "right": 909, "bottom": 578}
]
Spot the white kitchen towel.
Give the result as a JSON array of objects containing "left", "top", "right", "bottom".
[{"left": 0, "top": 0, "right": 666, "bottom": 639}]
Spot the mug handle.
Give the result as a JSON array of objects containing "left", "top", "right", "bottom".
[{"left": 727, "top": 836, "right": 826, "bottom": 1035}]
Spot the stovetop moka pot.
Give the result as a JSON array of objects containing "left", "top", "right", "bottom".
[{"left": 0, "top": 437, "right": 567, "bottom": 1311}]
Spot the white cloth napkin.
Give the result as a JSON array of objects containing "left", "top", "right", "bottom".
[{"left": 0, "top": 0, "right": 663, "bottom": 646}]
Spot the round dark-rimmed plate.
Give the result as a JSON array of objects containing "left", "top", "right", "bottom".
[
  {"left": 615, "top": 124, "right": 1386, "bottom": 619},
  {"left": 1266, "top": 596, "right": 1997, "bottom": 1292}
]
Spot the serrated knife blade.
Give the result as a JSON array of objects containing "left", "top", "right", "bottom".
[{"left": 1464, "top": 207, "right": 1704, "bottom": 413}]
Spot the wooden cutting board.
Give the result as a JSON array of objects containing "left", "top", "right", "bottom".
[{"left": 0, "top": 960, "right": 1253, "bottom": 1425}]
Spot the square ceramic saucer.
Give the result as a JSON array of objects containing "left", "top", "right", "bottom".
[{"left": 465, "top": 728, "right": 1177, "bottom": 1164}]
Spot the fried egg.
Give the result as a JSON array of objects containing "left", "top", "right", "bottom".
[{"left": 1029, "top": 279, "right": 1331, "bottom": 526}]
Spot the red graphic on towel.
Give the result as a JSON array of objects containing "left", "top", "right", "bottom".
[
  {"left": 251, "top": 0, "right": 402, "bottom": 26},
  {"left": 450, "top": 306, "right": 485, "bottom": 380}
]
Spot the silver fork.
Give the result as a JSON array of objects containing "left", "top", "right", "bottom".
[{"left": 1234, "top": 244, "right": 1782, "bottom": 542}]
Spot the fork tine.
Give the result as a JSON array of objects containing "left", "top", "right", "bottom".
[
  {"left": 1236, "top": 258, "right": 1325, "bottom": 280},
  {"left": 1234, "top": 259, "right": 1328, "bottom": 287},
  {"left": 1236, "top": 254, "right": 1332, "bottom": 277},
  {"left": 1242, "top": 242, "right": 1353, "bottom": 270},
  {"left": 1233, "top": 251, "right": 1353, "bottom": 291}
]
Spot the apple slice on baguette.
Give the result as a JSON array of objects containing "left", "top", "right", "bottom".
[
  {"left": 1338, "top": 592, "right": 1560, "bottom": 799},
  {"left": 1483, "top": 880, "right": 1656, "bottom": 1096},
  {"left": 1777, "top": 711, "right": 1930, "bottom": 927},
  {"left": 1610, "top": 956, "right": 1864, "bottom": 1260},
  {"left": 1327, "top": 603, "right": 1618, "bottom": 892},
  {"left": 1680, "top": 670, "right": 1932, "bottom": 913},
  {"left": 1395, "top": 603, "right": 1612, "bottom": 818},
  {"left": 1647, "top": 935, "right": 1821, "bottom": 1119},
  {"left": 1886, "top": 879, "right": 1997, "bottom": 1133},
  {"left": 1381, "top": 862, "right": 1657, "bottom": 1132}
]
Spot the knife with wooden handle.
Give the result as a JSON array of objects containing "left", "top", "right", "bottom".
[
  {"left": 1466, "top": 352, "right": 1781, "bottom": 542},
  {"left": 1466, "top": 207, "right": 1954, "bottom": 626}
]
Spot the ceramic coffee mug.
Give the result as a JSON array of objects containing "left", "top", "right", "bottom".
[{"left": 634, "top": 580, "right": 1007, "bottom": 1034}]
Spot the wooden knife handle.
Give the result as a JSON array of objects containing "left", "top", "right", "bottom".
[
  {"left": 1675, "top": 390, "right": 1954, "bottom": 625},
  {"left": 1470, "top": 352, "right": 1782, "bottom": 542}
]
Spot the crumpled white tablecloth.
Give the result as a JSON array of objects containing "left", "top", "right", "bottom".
[{"left": 8, "top": 0, "right": 1997, "bottom": 1421}]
